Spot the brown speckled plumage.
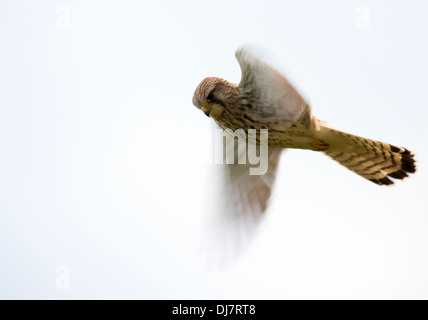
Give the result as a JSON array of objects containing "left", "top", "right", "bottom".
[{"left": 192, "top": 48, "right": 417, "bottom": 231}]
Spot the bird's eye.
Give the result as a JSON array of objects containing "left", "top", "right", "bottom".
[{"left": 207, "top": 92, "right": 214, "bottom": 101}]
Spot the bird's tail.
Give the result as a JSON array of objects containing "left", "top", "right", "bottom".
[{"left": 317, "top": 124, "right": 416, "bottom": 185}]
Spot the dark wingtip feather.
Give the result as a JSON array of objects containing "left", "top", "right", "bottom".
[
  {"left": 386, "top": 146, "right": 416, "bottom": 182},
  {"left": 380, "top": 176, "right": 394, "bottom": 185},
  {"left": 390, "top": 145, "right": 401, "bottom": 153},
  {"left": 401, "top": 149, "right": 416, "bottom": 173},
  {"left": 388, "top": 170, "right": 408, "bottom": 180},
  {"left": 369, "top": 177, "right": 394, "bottom": 186},
  {"left": 400, "top": 148, "right": 416, "bottom": 173}
]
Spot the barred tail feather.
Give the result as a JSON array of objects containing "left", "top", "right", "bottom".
[{"left": 319, "top": 126, "right": 416, "bottom": 186}]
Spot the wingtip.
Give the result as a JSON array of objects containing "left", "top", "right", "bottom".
[
  {"left": 370, "top": 146, "right": 417, "bottom": 186},
  {"left": 235, "top": 45, "right": 266, "bottom": 61}
]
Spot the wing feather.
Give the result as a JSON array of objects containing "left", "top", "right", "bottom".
[
  {"left": 202, "top": 137, "right": 283, "bottom": 266},
  {"left": 236, "top": 48, "right": 314, "bottom": 129}
]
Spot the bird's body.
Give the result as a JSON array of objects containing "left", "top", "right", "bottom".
[
  {"left": 215, "top": 88, "right": 322, "bottom": 151},
  {"left": 192, "top": 47, "right": 417, "bottom": 239}
]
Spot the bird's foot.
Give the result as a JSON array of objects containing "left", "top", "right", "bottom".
[{"left": 311, "top": 141, "right": 330, "bottom": 151}]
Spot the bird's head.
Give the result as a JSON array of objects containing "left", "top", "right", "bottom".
[{"left": 192, "top": 77, "right": 237, "bottom": 120}]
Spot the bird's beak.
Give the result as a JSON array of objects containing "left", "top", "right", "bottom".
[{"left": 201, "top": 104, "right": 211, "bottom": 117}]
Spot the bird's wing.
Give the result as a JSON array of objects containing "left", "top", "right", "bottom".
[
  {"left": 202, "top": 138, "right": 283, "bottom": 265},
  {"left": 221, "top": 142, "right": 282, "bottom": 217},
  {"left": 236, "top": 48, "right": 315, "bottom": 129}
]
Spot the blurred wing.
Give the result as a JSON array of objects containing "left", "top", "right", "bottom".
[
  {"left": 236, "top": 48, "right": 315, "bottom": 129},
  {"left": 202, "top": 138, "right": 283, "bottom": 267},
  {"left": 221, "top": 142, "right": 282, "bottom": 219}
]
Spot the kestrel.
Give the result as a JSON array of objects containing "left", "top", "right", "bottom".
[{"left": 193, "top": 48, "right": 416, "bottom": 223}]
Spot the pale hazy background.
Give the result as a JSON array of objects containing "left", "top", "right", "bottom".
[{"left": 0, "top": 0, "right": 427, "bottom": 299}]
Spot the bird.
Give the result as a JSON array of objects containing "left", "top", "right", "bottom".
[{"left": 192, "top": 48, "right": 416, "bottom": 254}]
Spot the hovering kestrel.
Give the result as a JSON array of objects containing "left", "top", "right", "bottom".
[{"left": 193, "top": 48, "right": 416, "bottom": 223}]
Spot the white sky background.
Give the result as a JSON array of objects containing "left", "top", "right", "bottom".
[{"left": 0, "top": 0, "right": 427, "bottom": 299}]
